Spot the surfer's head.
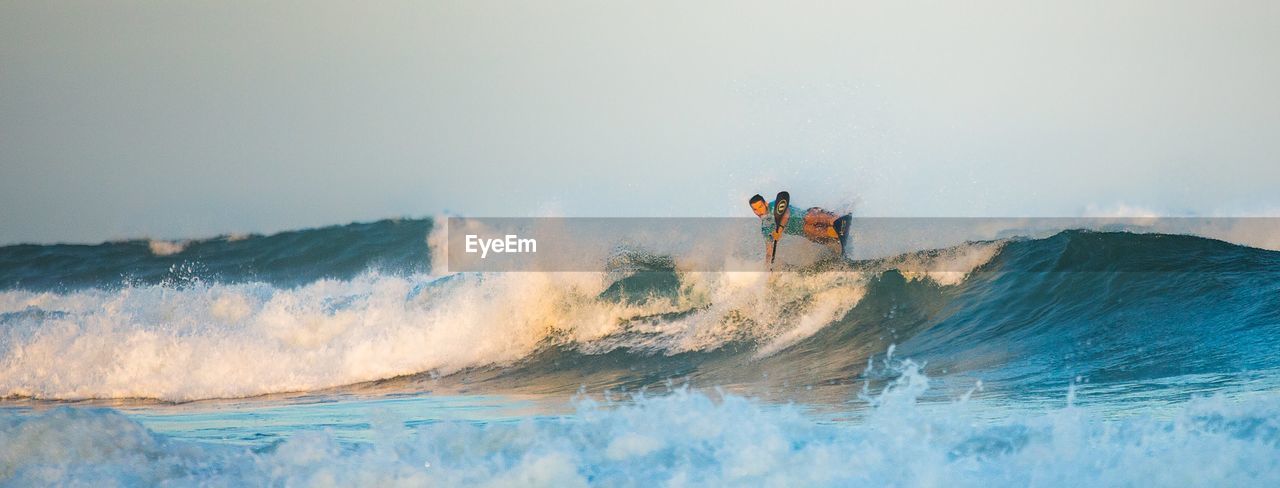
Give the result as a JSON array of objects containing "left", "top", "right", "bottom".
[{"left": 749, "top": 194, "right": 767, "bottom": 217}]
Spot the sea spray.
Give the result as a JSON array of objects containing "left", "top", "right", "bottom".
[{"left": 2, "top": 359, "right": 1277, "bottom": 486}]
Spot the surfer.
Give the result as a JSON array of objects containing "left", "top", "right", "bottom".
[{"left": 749, "top": 193, "right": 851, "bottom": 263}]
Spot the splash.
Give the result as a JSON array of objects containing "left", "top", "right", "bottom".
[
  {"left": 146, "top": 240, "right": 188, "bottom": 256},
  {"left": 2, "top": 363, "right": 1277, "bottom": 486}
]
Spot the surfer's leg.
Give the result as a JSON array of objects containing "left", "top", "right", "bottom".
[
  {"left": 801, "top": 209, "right": 843, "bottom": 256},
  {"left": 803, "top": 209, "right": 839, "bottom": 239}
]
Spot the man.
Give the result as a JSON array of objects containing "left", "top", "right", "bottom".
[{"left": 749, "top": 193, "right": 851, "bottom": 263}]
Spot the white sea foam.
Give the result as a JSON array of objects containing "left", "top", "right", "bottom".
[
  {"left": 0, "top": 265, "right": 895, "bottom": 401},
  {"left": 887, "top": 240, "right": 1006, "bottom": 286},
  {"left": 2, "top": 365, "right": 1277, "bottom": 486},
  {"left": 147, "top": 239, "right": 188, "bottom": 256},
  {"left": 0, "top": 273, "right": 625, "bottom": 401}
]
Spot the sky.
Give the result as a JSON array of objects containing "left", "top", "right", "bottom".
[{"left": 2, "top": 0, "right": 1278, "bottom": 244}]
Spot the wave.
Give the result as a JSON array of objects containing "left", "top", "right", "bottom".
[
  {"left": 3, "top": 363, "right": 1278, "bottom": 486},
  {"left": 1, "top": 224, "right": 1278, "bottom": 402},
  {"left": 0, "top": 219, "right": 433, "bottom": 291},
  {"left": 0, "top": 266, "right": 874, "bottom": 401}
]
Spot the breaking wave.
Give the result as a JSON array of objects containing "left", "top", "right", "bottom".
[{"left": 1, "top": 218, "right": 1277, "bottom": 402}]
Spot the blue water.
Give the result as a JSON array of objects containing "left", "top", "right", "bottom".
[{"left": 2, "top": 218, "right": 1279, "bottom": 485}]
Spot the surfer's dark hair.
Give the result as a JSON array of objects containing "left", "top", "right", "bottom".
[{"left": 749, "top": 194, "right": 765, "bottom": 205}]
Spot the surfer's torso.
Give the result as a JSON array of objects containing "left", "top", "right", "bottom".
[{"left": 761, "top": 200, "right": 806, "bottom": 238}]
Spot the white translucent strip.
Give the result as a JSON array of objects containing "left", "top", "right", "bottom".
[{"left": 442, "top": 217, "right": 1280, "bottom": 272}]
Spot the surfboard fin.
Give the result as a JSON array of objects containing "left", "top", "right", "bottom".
[{"left": 834, "top": 214, "right": 852, "bottom": 255}]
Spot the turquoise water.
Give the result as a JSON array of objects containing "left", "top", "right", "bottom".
[{"left": 121, "top": 394, "right": 568, "bottom": 446}]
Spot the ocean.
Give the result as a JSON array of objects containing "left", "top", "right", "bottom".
[{"left": 2, "top": 218, "right": 1278, "bottom": 486}]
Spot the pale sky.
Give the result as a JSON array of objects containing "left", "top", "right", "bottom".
[{"left": 2, "top": 0, "right": 1278, "bottom": 244}]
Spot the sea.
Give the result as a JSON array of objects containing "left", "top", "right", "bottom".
[{"left": 2, "top": 217, "right": 1278, "bottom": 486}]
